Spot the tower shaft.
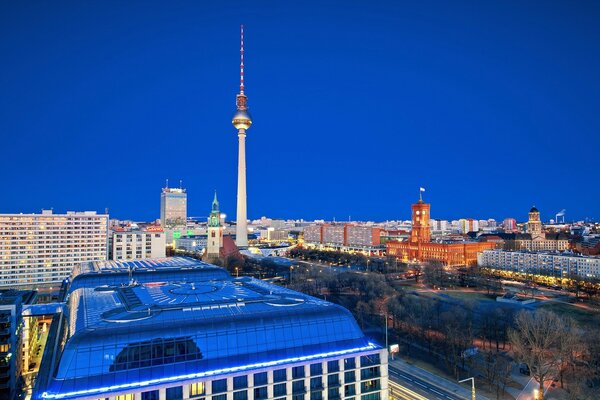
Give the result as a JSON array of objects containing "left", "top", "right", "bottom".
[
  {"left": 236, "top": 130, "right": 248, "bottom": 247},
  {"left": 232, "top": 24, "right": 252, "bottom": 248}
]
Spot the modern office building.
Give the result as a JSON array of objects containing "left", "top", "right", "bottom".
[
  {"left": 0, "top": 210, "right": 108, "bottom": 288},
  {"left": 386, "top": 195, "right": 494, "bottom": 266},
  {"left": 478, "top": 250, "right": 600, "bottom": 280},
  {"left": 34, "top": 257, "right": 388, "bottom": 400},
  {"left": 161, "top": 186, "right": 187, "bottom": 227},
  {"left": 109, "top": 226, "right": 166, "bottom": 261},
  {"left": 1, "top": 289, "right": 37, "bottom": 400}
]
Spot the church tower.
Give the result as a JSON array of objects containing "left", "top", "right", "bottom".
[
  {"left": 528, "top": 206, "right": 544, "bottom": 241},
  {"left": 206, "top": 191, "right": 223, "bottom": 260},
  {"left": 410, "top": 190, "right": 431, "bottom": 244}
]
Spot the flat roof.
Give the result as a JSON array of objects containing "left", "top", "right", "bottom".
[{"left": 37, "top": 257, "right": 375, "bottom": 400}]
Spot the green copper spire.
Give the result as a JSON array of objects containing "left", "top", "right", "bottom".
[{"left": 212, "top": 191, "right": 219, "bottom": 212}]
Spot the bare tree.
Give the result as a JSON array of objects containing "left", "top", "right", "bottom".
[{"left": 508, "top": 310, "right": 568, "bottom": 400}]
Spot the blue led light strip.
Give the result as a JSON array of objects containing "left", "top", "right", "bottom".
[{"left": 42, "top": 342, "right": 379, "bottom": 399}]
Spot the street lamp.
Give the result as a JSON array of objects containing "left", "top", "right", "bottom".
[
  {"left": 235, "top": 267, "right": 239, "bottom": 278},
  {"left": 458, "top": 377, "right": 476, "bottom": 400}
]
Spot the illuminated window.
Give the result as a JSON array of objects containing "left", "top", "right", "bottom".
[
  {"left": 189, "top": 382, "right": 205, "bottom": 397},
  {"left": 115, "top": 395, "right": 134, "bottom": 400}
]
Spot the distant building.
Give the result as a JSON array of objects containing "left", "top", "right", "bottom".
[
  {"left": 458, "top": 219, "right": 479, "bottom": 234},
  {"left": 34, "top": 257, "right": 388, "bottom": 400},
  {"left": 478, "top": 250, "right": 600, "bottom": 280},
  {"left": 303, "top": 224, "right": 384, "bottom": 254},
  {"left": 0, "top": 210, "right": 108, "bottom": 288},
  {"left": 175, "top": 235, "right": 207, "bottom": 253},
  {"left": 502, "top": 218, "right": 518, "bottom": 232},
  {"left": 0, "top": 289, "right": 37, "bottom": 400},
  {"left": 515, "top": 207, "right": 570, "bottom": 251},
  {"left": 386, "top": 194, "right": 495, "bottom": 266},
  {"left": 430, "top": 219, "right": 449, "bottom": 234},
  {"left": 109, "top": 226, "right": 166, "bottom": 261},
  {"left": 160, "top": 185, "right": 187, "bottom": 227}
]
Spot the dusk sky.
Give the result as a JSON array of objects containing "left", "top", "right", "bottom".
[{"left": 1, "top": 1, "right": 599, "bottom": 222}]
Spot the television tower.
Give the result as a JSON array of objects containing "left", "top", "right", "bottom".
[{"left": 232, "top": 24, "right": 252, "bottom": 247}]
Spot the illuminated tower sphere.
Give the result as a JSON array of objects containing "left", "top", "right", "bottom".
[
  {"left": 528, "top": 205, "right": 544, "bottom": 241},
  {"left": 233, "top": 25, "right": 252, "bottom": 248},
  {"left": 206, "top": 191, "right": 223, "bottom": 260},
  {"left": 410, "top": 191, "right": 431, "bottom": 244}
]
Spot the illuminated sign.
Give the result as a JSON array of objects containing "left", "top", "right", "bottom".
[{"left": 173, "top": 231, "right": 181, "bottom": 239}]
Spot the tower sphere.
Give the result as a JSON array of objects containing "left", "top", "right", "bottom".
[{"left": 232, "top": 109, "right": 252, "bottom": 130}]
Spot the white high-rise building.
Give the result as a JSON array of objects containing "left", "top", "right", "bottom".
[
  {"left": 160, "top": 185, "right": 187, "bottom": 227},
  {"left": 0, "top": 210, "right": 108, "bottom": 288}
]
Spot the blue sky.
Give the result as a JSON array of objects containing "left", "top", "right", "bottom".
[{"left": 1, "top": 1, "right": 599, "bottom": 222}]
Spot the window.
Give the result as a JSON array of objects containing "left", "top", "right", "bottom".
[
  {"left": 328, "top": 374, "right": 340, "bottom": 387},
  {"left": 310, "top": 377, "right": 323, "bottom": 390},
  {"left": 361, "top": 393, "right": 380, "bottom": 400},
  {"left": 327, "top": 360, "right": 340, "bottom": 373},
  {"left": 166, "top": 386, "right": 183, "bottom": 400},
  {"left": 212, "top": 379, "right": 228, "bottom": 394},
  {"left": 274, "top": 383, "right": 287, "bottom": 397},
  {"left": 344, "top": 384, "right": 356, "bottom": 397},
  {"left": 328, "top": 387, "right": 340, "bottom": 399},
  {"left": 292, "top": 395, "right": 305, "bottom": 400},
  {"left": 233, "top": 391, "right": 247, "bottom": 400},
  {"left": 254, "top": 372, "right": 268, "bottom": 386},
  {"left": 344, "top": 357, "right": 356, "bottom": 370},
  {"left": 361, "top": 367, "right": 380, "bottom": 380},
  {"left": 115, "top": 395, "right": 134, "bottom": 400},
  {"left": 273, "top": 368, "right": 287, "bottom": 382},
  {"left": 344, "top": 371, "right": 356, "bottom": 383},
  {"left": 233, "top": 375, "right": 248, "bottom": 390},
  {"left": 189, "top": 382, "right": 205, "bottom": 397},
  {"left": 310, "top": 391, "right": 323, "bottom": 400},
  {"left": 360, "top": 354, "right": 380, "bottom": 368},
  {"left": 310, "top": 363, "right": 323, "bottom": 376},
  {"left": 141, "top": 391, "right": 159, "bottom": 400},
  {"left": 254, "top": 386, "right": 268, "bottom": 400},
  {"left": 360, "top": 379, "right": 380, "bottom": 393},
  {"left": 212, "top": 396, "right": 227, "bottom": 400},
  {"left": 292, "top": 380, "right": 306, "bottom": 394},
  {"left": 292, "top": 366, "right": 305, "bottom": 379}
]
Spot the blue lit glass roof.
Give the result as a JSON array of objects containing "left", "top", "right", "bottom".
[{"left": 39, "top": 258, "right": 375, "bottom": 399}]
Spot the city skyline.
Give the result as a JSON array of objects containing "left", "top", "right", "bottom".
[{"left": 1, "top": 1, "right": 600, "bottom": 222}]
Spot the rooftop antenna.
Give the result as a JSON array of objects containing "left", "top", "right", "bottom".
[
  {"left": 179, "top": 179, "right": 183, "bottom": 189},
  {"left": 165, "top": 178, "right": 169, "bottom": 189},
  {"left": 240, "top": 24, "right": 245, "bottom": 94}
]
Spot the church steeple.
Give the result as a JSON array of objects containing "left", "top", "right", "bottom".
[{"left": 209, "top": 191, "right": 221, "bottom": 228}]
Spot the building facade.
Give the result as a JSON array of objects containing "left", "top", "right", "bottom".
[
  {"left": 109, "top": 227, "right": 166, "bottom": 261},
  {"left": 303, "top": 224, "right": 384, "bottom": 254},
  {"left": 478, "top": 250, "right": 600, "bottom": 281},
  {"left": 0, "top": 211, "right": 108, "bottom": 288},
  {"left": 0, "top": 290, "right": 36, "bottom": 400},
  {"left": 160, "top": 187, "right": 187, "bottom": 227},
  {"left": 515, "top": 207, "right": 570, "bottom": 251},
  {"left": 386, "top": 196, "right": 494, "bottom": 266},
  {"left": 34, "top": 257, "right": 388, "bottom": 400}
]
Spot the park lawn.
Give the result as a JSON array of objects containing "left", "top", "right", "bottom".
[
  {"left": 538, "top": 301, "right": 599, "bottom": 328},
  {"left": 417, "top": 289, "right": 493, "bottom": 302}
]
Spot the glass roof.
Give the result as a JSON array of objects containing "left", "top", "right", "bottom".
[{"left": 39, "top": 258, "right": 374, "bottom": 399}]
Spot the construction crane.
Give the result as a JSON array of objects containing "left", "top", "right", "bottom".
[{"left": 555, "top": 209, "right": 566, "bottom": 224}]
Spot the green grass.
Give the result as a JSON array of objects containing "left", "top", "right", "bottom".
[{"left": 538, "top": 301, "right": 599, "bottom": 328}]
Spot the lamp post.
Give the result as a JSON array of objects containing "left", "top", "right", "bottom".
[{"left": 458, "top": 377, "right": 476, "bottom": 400}]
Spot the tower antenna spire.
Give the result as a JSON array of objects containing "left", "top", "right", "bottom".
[{"left": 240, "top": 24, "right": 245, "bottom": 94}]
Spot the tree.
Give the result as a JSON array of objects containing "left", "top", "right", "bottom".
[{"left": 508, "top": 310, "right": 569, "bottom": 400}]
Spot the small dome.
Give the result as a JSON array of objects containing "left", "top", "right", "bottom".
[{"left": 530, "top": 206, "right": 539, "bottom": 213}]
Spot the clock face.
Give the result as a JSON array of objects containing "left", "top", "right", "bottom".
[{"left": 416, "top": 211, "right": 420, "bottom": 215}]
